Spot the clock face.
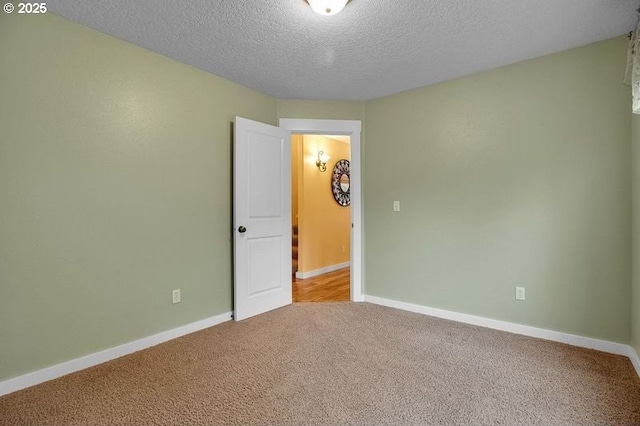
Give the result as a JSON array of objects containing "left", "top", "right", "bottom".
[{"left": 331, "top": 159, "right": 350, "bottom": 207}]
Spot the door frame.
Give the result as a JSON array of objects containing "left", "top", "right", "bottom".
[{"left": 279, "top": 118, "right": 363, "bottom": 302}]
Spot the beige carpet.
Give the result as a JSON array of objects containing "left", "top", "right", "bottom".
[{"left": 1, "top": 302, "right": 639, "bottom": 425}]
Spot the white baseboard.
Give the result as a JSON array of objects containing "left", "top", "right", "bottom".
[
  {"left": 363, "top": 295, "right": 640, "bottom": 378},
  {"left": 3, "top": 301, "right": 638, "bottom": 398},
  {"left": 626, "top": 346, "right": 640, "bottom": 377},
  {"left": 295, "top": 261, "right": 350, "bottom": 279},
  {"left": 0, "top": 311, "right": 232, "bottom": 397}
]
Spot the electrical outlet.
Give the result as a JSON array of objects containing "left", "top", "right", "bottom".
[
  {"left": 172, "top": 289, "right": 181, "bottom": 304},
  {"left": 342, "top": 245, "right": 346, "bottom": 253},
  {"left": 393, "top": 201, "right": 400, "bottom": 212},
  {"left": 515, "top": 286, "right": 525, "bottom": 301}
]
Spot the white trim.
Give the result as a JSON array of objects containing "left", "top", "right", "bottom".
[
  {"left": 2, "top": 303, "right": 637, "bottom": 399},
  {"left": 279, "top": 118, "right": 364, "bottom": 302},
  {"left": 626, "top": 346, "right": 640, "bottom": 378},
  {"left": 0, "top": 312, "right": 232, "bottom": 397},
  {"left": 295, "top": 261, "right": 350, "bottom": 279},
  {"left": 364, "top": 295, "right": 640, "bottom": 378}
]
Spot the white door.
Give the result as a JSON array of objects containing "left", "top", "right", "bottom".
[{"left": 233, "top": 117, "right": 292, "bottom": 321}]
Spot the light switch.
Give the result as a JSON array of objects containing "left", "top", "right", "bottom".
[{"left": 393, "top": 201, "right": 400, "bottom": 212}]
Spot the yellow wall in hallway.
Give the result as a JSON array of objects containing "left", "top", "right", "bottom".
[
  {"left": 296, "top": 136, "right": 351, "bottom": 273},
  {"left": 292, "top": 135, "right": 303, "bottom": 228}
]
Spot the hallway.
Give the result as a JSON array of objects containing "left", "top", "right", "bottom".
[{"left": 293, "top": 268, "right": 350, "bottom": 302}]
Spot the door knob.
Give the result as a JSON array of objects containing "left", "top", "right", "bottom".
[{"left": 238, "top": 226, "right": 247, "bottom": 233}]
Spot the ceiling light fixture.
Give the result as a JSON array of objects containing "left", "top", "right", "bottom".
[{"left": 306, "top": 0, "right": 349, "bottom": 16}]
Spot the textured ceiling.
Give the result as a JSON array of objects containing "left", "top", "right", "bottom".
[{"left": 48, "top": 0, "right": 640, "bottom": 101}]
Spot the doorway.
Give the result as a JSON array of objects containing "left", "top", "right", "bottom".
[
  {"left": 279, "top": 118, "right": 363, "bottom": 302},
  {"left": 233, "top": 117, "right": 363, "bottom": 321},
  {"left": 291, "top": 134, "right": 351, "bottom": 302}
]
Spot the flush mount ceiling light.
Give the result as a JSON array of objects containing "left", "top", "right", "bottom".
[{"left": 306, "top": 0, "right": 350, "bottom": 16}]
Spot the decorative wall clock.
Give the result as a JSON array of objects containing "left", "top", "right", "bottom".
[{"left": 331, "top": 159, "right": 350, "bottom": 206}]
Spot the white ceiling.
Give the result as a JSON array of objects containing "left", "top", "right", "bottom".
[{"left": 48, "top": 0, "right": 639, "bottom": 101}]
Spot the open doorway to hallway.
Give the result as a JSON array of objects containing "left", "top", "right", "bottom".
[
  {"left": 291, "top": 134, "right": 351, "bottom": 302},
  {"left": 293, "top": 267, "right": 350, "bottom": 302}
]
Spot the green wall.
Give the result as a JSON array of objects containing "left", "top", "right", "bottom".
[
  {"left": 1, "top": 10, "right": 636, "bottom": 384},
  {"left": 277, "top": 99, "right": 364, "bottom": 121},
  {"left": 364, "top": 37, "right": 632, "bottom": 343},
  {"left": 633, "top": 114, "right": 640, "bottom": 357},
  {"left": 0, "top": 13, "right": 276, "bottom": 380}
]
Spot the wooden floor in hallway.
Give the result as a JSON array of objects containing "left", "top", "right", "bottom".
[{"left": 293, "top": 267, "right": 350, "bottom": 302}]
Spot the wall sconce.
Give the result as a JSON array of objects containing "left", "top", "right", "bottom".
[{"left": 316, "top": 151, "right": 330, "bottom": 172}]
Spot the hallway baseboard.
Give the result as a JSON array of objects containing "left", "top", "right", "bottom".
[{"left": 295, "top": 261, "right": 350, "bottom": 279}]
